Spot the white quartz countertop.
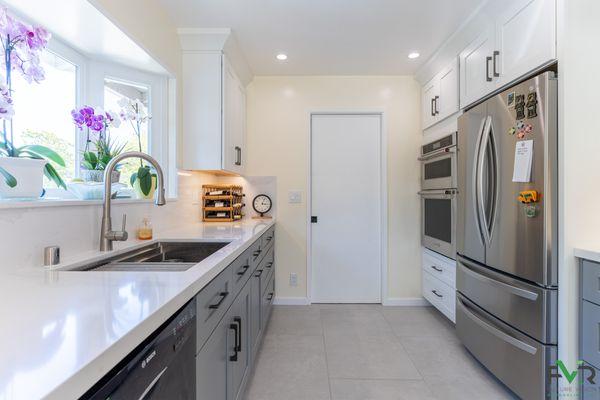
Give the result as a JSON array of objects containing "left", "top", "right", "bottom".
[
  {"left": 574, "top": 246, "right": 600, "bottom": 264},
  {"left": 0, "top": 219, "right": 275, "bottom": 400}
]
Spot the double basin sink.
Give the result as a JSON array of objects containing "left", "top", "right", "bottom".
[{"left": 69, "top": 241, "right": 231, "bottom": 272}]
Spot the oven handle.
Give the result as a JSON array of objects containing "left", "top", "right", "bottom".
[
  {"left": 418, "top": 146, "right": 456, "bottom": 161},
  {"left": 418, "top": 190, "right": 457, "bottom": 199}
]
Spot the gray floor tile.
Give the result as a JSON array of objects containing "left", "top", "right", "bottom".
[
  {"left": 426, "top": 373, "right": 518, "bottom": 400},
  {"left": 265, "top": 306, "right": 323, "bottom": 336},
  {"left": 245, "top": 334, "right": 331, "bottom": 400},
  {"left": 324, "top": 331, "right": 422, "bottom": 380},
  {"left": 382, "top": 306, "right": 457, "bottom": 339},
  {"left": 330, "top": 379, "right": 436, "bottom": 400},
  {"left": 321, "top": 307, "right": 393, "bottom": 336}
]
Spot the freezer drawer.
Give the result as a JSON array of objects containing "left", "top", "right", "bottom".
[
  {"left": 456, "top": 293, "right": 557, "bottom": 400},
  {"left": 457, "top": 255, "right": 557, "bottom": 344}
]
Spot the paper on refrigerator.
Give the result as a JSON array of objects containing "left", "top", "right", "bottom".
[{"left": 512, "top": 139, "right": 533, "bottom": 183}]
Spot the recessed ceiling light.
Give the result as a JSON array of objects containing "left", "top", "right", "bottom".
[
  {"left": 408, "top": 52, "right": 420, "bottom": 59},
  {"left": 276, "top": 53, "right": 288, "bottom": 61}
]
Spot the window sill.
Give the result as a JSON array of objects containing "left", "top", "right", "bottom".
[{"left": 0, "top": 197, "right": 178, "bottom": 210}]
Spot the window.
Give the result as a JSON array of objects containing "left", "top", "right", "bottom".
[
  {"left": 11, "top": 51, "right": 78, "bottom": 183},
  {"left": 103, "top": 79, "right": 150, "bottom": 185}
]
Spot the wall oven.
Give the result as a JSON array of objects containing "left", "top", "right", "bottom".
[
  {"left": 419, "top": 189, "right": 456, "bottom": 259},
  {"left": 419, "top": 132, "right": 457, "bottom": 191}
]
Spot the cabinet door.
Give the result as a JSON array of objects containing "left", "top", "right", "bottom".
[
  {"left": 437, "top": 59, "right": 459, "bottom": 121},
  {"left": 495, "top": 0, "right": 555, "bottom": 88},
  {"left": 228, "top": 282, "right": 251, "bottom": 400},
  {"left": 421, "top": 77, "right": 438, "bottom": 129},
  {"left": 223, "top": 57, "right": 241, "bottom": 174},
  {"left": 459, "top": 27, "right": 495, "bottom": 108},
  {"left": 249, "top": 271, "right": 262, "bottom": 364},
  {"left": 196, "top": 317, "right": 229, "bottom": 400}
]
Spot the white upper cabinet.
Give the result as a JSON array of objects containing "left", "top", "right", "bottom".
[
  {"left": 421, "top": 58, "right": 459, "bottom": 130},
  {"left": 179, "top": 29, "right": 251, "bottom": 175},
  {"left": 459, "top": 0, "right": 556, "bottom": 107},
  {"left": 495, "top": 0, "right": 556, "bottom": 88},
  {"left": 181, "top": 52, "right": 246, "bottom": 174}
]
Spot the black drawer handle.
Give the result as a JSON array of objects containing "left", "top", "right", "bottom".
[
  {"left": 266, "top": 262, "right": 273, "bottom": 269},
  {"left": 431, "top": 266, "right": 443, "bottom": 272},
  {"left": 253, "top": 249, "right": 262, "bottom": 257},
  {"left": 234, "top": 317, "right": 242, "bottom": 352},
  {"left": 267, "top": 292, "right": 274, "bottom": 301},
  {"left": 236, "top": 265, "right": 250, "bottom": 276},
  {"left": 266, "top": 236, "right": 273, "bottom": 242},
  {"left": 255, "top": 269, "right": 264, "bottom": 277},
  {"left": 229, "top": 322, "right": 239, "bottom": 361},
  {"left": 431, "top": 290, "right": 443, "bottom": 298},
  {"left": 208, "top": 291, "right": 229, "bottom": 309}
]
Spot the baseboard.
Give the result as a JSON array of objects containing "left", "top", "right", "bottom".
[
  {"left": 273, "top": 297, "right": 311, "bottom": 305},
  {"left": 383, "top": 297, "right": 431, "bottom": 306}
]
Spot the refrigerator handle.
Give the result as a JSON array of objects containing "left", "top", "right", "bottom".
[
  {"left": 473, "top": 116, "right": 489, "bottom": 246},
  {"left": 477, "top": 116, "right": 494, "bottom": 243}
]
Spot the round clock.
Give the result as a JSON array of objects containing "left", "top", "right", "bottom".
[{"left": 252, "top": 194, "right": 272, "bottom": 217}]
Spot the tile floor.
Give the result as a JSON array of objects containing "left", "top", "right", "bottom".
[{"left": 244, "top": 305, "right": 518, "bottom": 400}]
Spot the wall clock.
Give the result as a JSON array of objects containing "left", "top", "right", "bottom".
[{"left": 252, "top": 194, "right": 272, "bottom": 218}]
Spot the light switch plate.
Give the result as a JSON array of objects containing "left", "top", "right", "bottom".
[
  {"left": 288, "top": 190, "right": 302, "bottom": 204},
  {"left": 289, "top": 273, "right": 298, "bottom": 287}
]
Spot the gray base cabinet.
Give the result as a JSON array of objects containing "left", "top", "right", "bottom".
[
  {"left": 580, "top": 259, "right": 600, "bottom": 399},
  {"left": 196, "top": 226, "right": 275, "bottom": 400}
]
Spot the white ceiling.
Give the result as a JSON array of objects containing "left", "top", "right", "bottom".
[{"left": 159, "top": 0, "right": 485, "bottom": 76}]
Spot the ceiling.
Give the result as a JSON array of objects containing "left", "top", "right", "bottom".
[{"left": 159, "top": 0, "right": 485, "bottom": 76}]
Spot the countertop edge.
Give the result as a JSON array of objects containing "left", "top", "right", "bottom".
[
  {"left": 574, "top": 247, "right": 600, "bottom": 264},
  {"left": 43, "top": 219, "right": 275, "bottom": 400}
]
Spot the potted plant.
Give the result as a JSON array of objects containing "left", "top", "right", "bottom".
[
  {"left": 118, "top": 97, "right": 154, "bottom": 198},
  {"left": 0, "top": 7, "right": 66, "bottom": 198},
  {"left": 71, "top": 106, "right": 124, "bottom": 183}
]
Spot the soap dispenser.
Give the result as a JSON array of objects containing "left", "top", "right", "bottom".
[{"left": 137, "top": 217, "right": 153, "bottom": 240}]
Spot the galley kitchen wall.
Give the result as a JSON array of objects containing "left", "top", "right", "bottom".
[{"left": 245, "top": 76, "right": 422, "bottom": 303}]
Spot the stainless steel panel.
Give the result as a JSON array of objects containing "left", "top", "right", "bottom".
[
  {"left": 583, "top": 300, "right": 600, "bottom": 372},
  {"left": 456, "top": 293, "right": 557, "bottom": 400},
  {"left": 420, "top": 150, "right": 457, "bottom": 190},
  {"left": 457, "top": 255, "right": 557, "bottom": 344},
  {"left": 583, "top": 260, "right": 600, "bottom": 307},
  {"left": 457, "top": 102, "right": 487, "bottom": 264},
  {"left": 484, "top": 72, "right": 558, "bottom": 287},
  {"left": 419, "top": 189, "right": 456, "bottom": 259}
]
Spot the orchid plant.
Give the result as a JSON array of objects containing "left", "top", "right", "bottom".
[
  {"left": 0, "top": 7, "right": 66, "bottom": 189},
  {"left": 71, "top": 106, "right": 124, "bottom": 172},
  {"left": 118, "top": 97, "right": 154, "bottom": 195}
]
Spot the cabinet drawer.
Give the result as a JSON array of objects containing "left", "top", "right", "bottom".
[
  {"left": 422, "top": 269, "right": 455, "bottom": 322},
  {"left": 231, "top": 249, "right": 253, "bottom": 294},
  {"left": 422, "top": 248, "right": 456, "bottom": 288},
  {"left": 257, "top": 246, "right": 274, "bottom": 295},
  {"left": 261, "top": 227, "right": 275, "bottom": 251},
  {"left": 583, "top": 260, "right": 600, "bottom": 306},
  {"left": 248, "top": 239, "right": 263, "bottom": 270},
  {"left": 261, "top": 274, "right": 275, "bottom": 330},
  {"left": 583, "top": 301, "right": 600, "bottom": 371},
  {"left": 196, "top": 266, "right": 233, "bottom": 351}
]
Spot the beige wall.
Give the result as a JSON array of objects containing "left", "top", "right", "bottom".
[{"left": 246, "top": 76, "right": 422, "bottom": 302}]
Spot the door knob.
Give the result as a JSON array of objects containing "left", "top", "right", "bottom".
[{"left": 311, "top": 216, "right": 318, "bottom": 223}]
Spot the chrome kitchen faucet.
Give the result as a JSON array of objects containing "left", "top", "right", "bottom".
[{"left": 100, "top": 152, "right": 166, "bottom": 251}]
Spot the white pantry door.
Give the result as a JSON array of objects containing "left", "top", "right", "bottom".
[{"left": 311, "top": 113, "right": 382, "bottom": 303}]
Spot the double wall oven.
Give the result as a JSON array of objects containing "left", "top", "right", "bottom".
[{"left": 419, "top": 132, "right": 457, "bottom": 260}]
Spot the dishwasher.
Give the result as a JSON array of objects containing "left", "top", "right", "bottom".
[{"left": 83, "top": 300, "right": 196, "bottom": 400}]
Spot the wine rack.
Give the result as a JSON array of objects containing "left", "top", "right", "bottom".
[{"left": 202, "top": 184, "right": 244, "bottom": 222}]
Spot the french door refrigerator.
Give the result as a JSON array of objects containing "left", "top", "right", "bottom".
[{"left": 456, "top": 71, "right": 558, "bottom": 400}]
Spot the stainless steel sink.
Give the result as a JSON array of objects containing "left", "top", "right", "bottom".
[{"left": 68, "top": 241, "right": 230, "bottom": 271}]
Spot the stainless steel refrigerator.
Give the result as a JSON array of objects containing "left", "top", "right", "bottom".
[{"left": 456, "top": 71, "right": 558, "bottom": 400}]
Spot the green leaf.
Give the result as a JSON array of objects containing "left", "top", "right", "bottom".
[
  {"left": 130, "top": 172, "right": 138, "bottom": 187},
  {"left": 81, "top": 160, "right": 94, "bottom": 170},
  {"left": 43, "top": 163, "right": 67, "bottom": 190},
  {"left": 0, "top": 165, "right": 17, "bottom": 187},
  {"left": 18, "top": 145, "right": 66, "bottom": 167},
  {"left": 137, "top": 166, "right": 152, "bottom": 195},
  {"left": 83, "top": 152, "right": 98, "bottom": 169}
]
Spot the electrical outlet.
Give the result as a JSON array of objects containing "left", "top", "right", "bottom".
[{"left": 289, "top": 273, "right": 298, "bottom": 287}]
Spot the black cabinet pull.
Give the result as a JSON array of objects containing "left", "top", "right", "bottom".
[
  {"left": 266, "top": 236, "right": 273, "bottom": 242},
  {"left": 434, "top": 95, "right": 440, "bottom": 115},
  {"left": 431, "top": 98, "right": 435, "bottom": 116},
  {"left": 208, "top": 291, "right": 228, "bottom": 309},
  {"left": 493, "top": 50, "right": 500, "bottom": 77},
  {"left": 234, "top": 146, "right": 242, "bottom": 166},
  {"left": 234, "top": 317, "right": 242, "bottom": 352},
  {"left": 267, "top": 292, "right": 274, "bottom": 301},
  {"left": 236, "top": 265, "right": 250, "bottom": 276},
  {"left": 431, "top": 290, "right": 443, "bottom": 298},
  {"left": 431, "top": 266, "right": 443, "bottom": 272},
  {"left": 229, "top": 323, "right": 239, "bottom": 361},
  {"left": 266, "top": 262, "right": 273, "bottom": 269},
  {"left": 485, "top": 56, "right": 492, "bottom": 82},
  {"left": 255, "top": 269, "right": 264, "bottom": 277}
]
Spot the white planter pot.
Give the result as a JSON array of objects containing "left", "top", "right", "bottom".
[{"left": 0, "top": 158, "right": 46, "bottom": 199}]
